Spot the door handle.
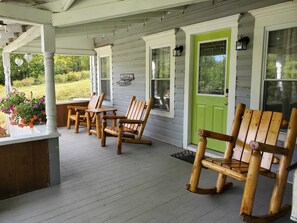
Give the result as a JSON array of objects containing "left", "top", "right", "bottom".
[{"left": 225, "top": 101, "right": 228, "bottom": 105}]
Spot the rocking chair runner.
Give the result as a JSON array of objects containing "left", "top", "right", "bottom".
[
  {"left": 187, "top": 103, "right": 297, "bottom": 223},
  {"left": 66, "top": 93, "right": 105, "bottom": 133},
  {"left": 101, "top": 96, "right": 153, "bottom": 154}
]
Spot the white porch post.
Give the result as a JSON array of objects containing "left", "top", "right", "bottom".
[
  {"left": 41, "top": 25, "right": 57, "bottom": 134},
  {"left": 90, "top": 55, "right": 97, "bottom": 94},
  {"left": 2, "top": 52, "right": 12, "bottom": 93}
]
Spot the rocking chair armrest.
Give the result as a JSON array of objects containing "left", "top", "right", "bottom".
[
  {"left": 67, "top": 105, "right": 84, "bottom": 110},
  {"left": 249, "top": 141, "right": 289, "bottom": 156},
  {"left": 73, "top": 106, "right": 88, "bottom": 112},
  {"left": 118, "top": 119, "right": 143, "bottom": 124},
  {"left": 102, "top": 115, "right": 127, "bottom": 120},
  {"left": 198, "top": 129, "right": 234, "bottom": 142}
]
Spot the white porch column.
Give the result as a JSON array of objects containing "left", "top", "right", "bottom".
[
  {"left": 2, "top": 52, "right": 12, "bottom": 93},
  {"left": 90, "top": 55, "right": 97, "bottom": 94},
  {"left": 41, "top": 25, "right": 57, "bottom": 134}
]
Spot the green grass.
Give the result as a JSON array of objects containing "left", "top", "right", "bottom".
[
  {"left": 0, "top": 79, "right": 91, "bottom": 125},
  {"left": 0, "top": 79, "right": 91, "bottom": 102}
]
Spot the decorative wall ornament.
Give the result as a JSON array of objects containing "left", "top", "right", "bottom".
[
  {"left": 116, "top": 73, "right": 135, "bottom": 86},
  {"left": 14, "top": 57, "right": 24, "bottom": 67},
  {"left": 24, "top": 53, "right": 33, "bottom": 63}
]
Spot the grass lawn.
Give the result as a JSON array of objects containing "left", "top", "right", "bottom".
[
  {"left": 0, "top": 79, "right": 91, "bottom": 102},
  {"left": 0, "top": 79, "right": 91, "bottom": 125}
]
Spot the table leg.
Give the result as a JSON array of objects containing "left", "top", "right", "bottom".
[
  {"left": 96, "top": 113, "right": 101, "bottom": 139},
  {"left": 86, "top": 112, "right": 91, "bottom": 135},
  {"left": 112, "top": 111, "right": 117, "bottom": 127}
]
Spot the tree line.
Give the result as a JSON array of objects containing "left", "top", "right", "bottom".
[{"left": 0, "top": 51, "right": 90, "bottom": 85}]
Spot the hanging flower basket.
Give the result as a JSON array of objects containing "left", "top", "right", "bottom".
[{"left": 0, "top": 89, "right": 46, "bottom": 128}]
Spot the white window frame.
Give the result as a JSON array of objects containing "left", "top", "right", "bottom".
[
  {"left": 250, "top": 1, "right": 297, "bottom": 141},
  {"left": 142, "top": 30, "right": 175, "bottom": 118},
  {"left": 250, "top": 1, "right": 297, "bottom": 109},
  {"left": 95, "top": 45, "right": 113, "bottom": 106}
]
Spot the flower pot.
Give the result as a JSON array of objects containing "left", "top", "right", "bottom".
[{"left": 8, "top": 124, "right": 41, "bottom": 137}]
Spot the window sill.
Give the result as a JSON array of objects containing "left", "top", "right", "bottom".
[{"left": 151, "top": 109, "right": 174, "bottom": 118}]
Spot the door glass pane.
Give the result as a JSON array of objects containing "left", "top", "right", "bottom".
[
  {"left": 151, "top": 47, "right": 170, "bottom": 79},
  {"left": 198, "top": 40, "right": 226, "bottom": 95},
  {"left": 151, "top": 80, "right": 170, "bottom": 112},
  {"left": 101, "top": 80, "right": 110, "bottom": 101},
  {"left": 100, "top": 57, "right": 110, "bottom": 78}
]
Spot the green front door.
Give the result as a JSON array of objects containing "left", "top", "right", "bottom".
[{"left": 191, "top": 29, "right": 231, "bottom": 152}]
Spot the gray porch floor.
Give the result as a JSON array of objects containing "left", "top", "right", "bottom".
[{"left": 0, "top": 127, "right": 294, "bottom": 223}]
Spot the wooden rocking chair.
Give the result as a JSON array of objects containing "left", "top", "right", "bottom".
[
  {"left": 187, "top": 103, "right": 297, "bottom": 223},
  {"left": 66, "top": 92, "right": 104, "bottom": 133},
  {"left": 101, "top": 96, "right": 153, "bottom": 154}
]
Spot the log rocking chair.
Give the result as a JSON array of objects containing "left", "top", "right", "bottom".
[
  {"left": 187, "top": 103, "right": 297, "bottom": 223},
  {"left": 66, "top": 92, "right": 104, "bottom": 133},
  {"left": 101, "top": 96, "right": 153, "bottom": 154}
]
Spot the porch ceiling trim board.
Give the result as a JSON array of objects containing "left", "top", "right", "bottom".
[
  {"left": 37, "top": 0, "right": 76, "bottom": 12},
  {"left": 3, "top": 26, "right": 40, "bottom": 53},
  {"left": 0, "top": 3, "right": 52, "bottom": 25},
  {"left": 181, "top": 14, "right": 239, "bottom": 149},
  {"left": 52, "top": 0, "right": 209, "bottom": 27}
]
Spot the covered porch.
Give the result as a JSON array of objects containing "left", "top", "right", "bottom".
[{"left": 0, "top": 127, "right": 293, "bottom": 223}]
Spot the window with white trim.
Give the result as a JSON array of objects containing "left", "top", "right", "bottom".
[
  {"left": 250, "top": 2, "right": 297, "bottom": 131},
  {"left": 143, "top": 30, "right": 175, "bottom": 118},
  {"left": 95, "top": 45, "right": 112, "bottom": 106},
  {"left": 263, "top": 27, "right": 297, "bottom": 124}
]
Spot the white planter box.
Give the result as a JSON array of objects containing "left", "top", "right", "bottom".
[{"left": 8, "top": 124, "right": 42, "bottom": 137}]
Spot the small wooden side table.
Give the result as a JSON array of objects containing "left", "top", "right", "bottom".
[{"left": 86, "top": 107, "right": 117, "bottom": 138}]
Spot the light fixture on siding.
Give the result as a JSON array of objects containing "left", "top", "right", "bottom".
[
  {"left": 236, "top": 36, "right": 250, "bottom": 50},
  {"left": 173, "top": 45, "right": 183, "bottom": 57}
]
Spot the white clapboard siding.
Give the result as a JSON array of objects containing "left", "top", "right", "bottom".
[{"left": 95, "top": 0, "right": 288, "bottom": 147}]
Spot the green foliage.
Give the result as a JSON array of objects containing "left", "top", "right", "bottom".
[
  {"left": 199, "top": 55, "right": 226, "bottom": 95},
  {"left": 67, "top": 71, "right": 81, "bottom": 81},
  {"left": 0, "top": 89, "right": 27, "bottom": 114},
  {"left": 54, "top": 55, "right": 90, "bottom": 74},
  {"left": 21, "top": 77, "right": 35, "bottom": 86},
  {"left": 0, "top": 50, "right": 90, "bottom": 85},
  {"left": 80, "top": 70, "right": 90, "bottom": 79},
  {"left": 0, "top": 79, "right": 90, "bottom": 104},
  {"left": 0, "top": 89, "right": 46, "bottom": 127},
  {"left": 34, "top": 76, "right": 45, "bottom": 85},
  {"left": 55, "top": 74, "right": 68, "bottom": 83},
  {"left": 55, "top": 79, "right": 91, "bottom": 101},
  {"left": 12, "top": 80, "right": 23, "bottom": 87},
  {"left": 13, "top": 95, "right": 46, "bottom": 127}
]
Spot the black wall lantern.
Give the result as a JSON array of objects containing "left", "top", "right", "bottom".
[
  {"left": 173, "top": 45, "right": 183, "bottom": 57},
  {"left": 236, "top": 36, "right": 250, "bottom": 50}
]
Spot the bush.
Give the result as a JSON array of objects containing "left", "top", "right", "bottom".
[
  {"left": 67, "top": 71, "right": 81, "bottom": 82},
  {"left": 34, "top": 76, "right": 45, "bottom": 85},
  {"left": 21, "top": 77, "right": 35, "bottom": 86},
  {"left": 12, "top": 80, "right": 23, "bottom": 87},
  {"left": 80, "top": 70, "right": 90, "bottom": 79},
  {"left": 55, "top": 74, "right": 67, "bottom": 83}
]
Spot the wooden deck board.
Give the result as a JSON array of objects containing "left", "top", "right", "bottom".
[{"left": 0, "top": 127, "right": 293, "bottom": 223}]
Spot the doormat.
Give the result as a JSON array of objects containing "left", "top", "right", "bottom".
[{"left": 171, "top": 150, "right": 196, "bottom": 164}]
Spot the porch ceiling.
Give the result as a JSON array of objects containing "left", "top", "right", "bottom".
[{"left": 0, "top": 0, "right": 210, "bottom": 54}]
